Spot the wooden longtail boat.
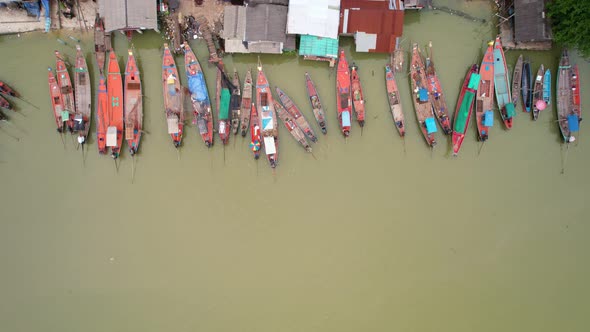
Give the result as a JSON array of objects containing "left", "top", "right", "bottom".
[
  {"left": 556, "top": 50, "right": 579, "bottom": 143},
  {"left": 336, "top": 50, "right": 352, "bottom": 137},
  {"left": 230, "top": 69, "right": 241, "bottom": 135},
  {"left": 274, "top": 100, "right": 312, "bottom": 152},
  {"left": 162, "top": 44, "right": 183, "bottom": 148},
  {"left": 93, "top": 14, "right": 111, "bottom": 75},
  {"left": 216, "top": 67, "right": 231, "bottom": 145},
  {"left": 73, "top": 45, "right": 92, "bottom": 145},
  {"left": 249, "top": 103, "right": 261, "bottom": 159},
  {"left": 0, "top": 81, "right": 19, "bottom": 97},
  {"left": 276, "top": 87, "right": 317, "bottom": 143},
  {"left": 572, "top": 65, "right": 581, "bottom": 121},
  {"left": 452, "top": 64, "right": 480, "bottom": 156},
  {"left": 256, "top": 58, "right": 278, "bottom": 168},
  {"left": 96, "top": 75, "right": 108, "bottom": 154},
  {"left": 385, "top": 65, "right": 405, "bottom": 137},
  {"left": 0, "top": 95, "right": 10, "bottom": 110},
  {"left": 532, "top": 64, "right": 545, "bottom": 120},
  {"left": 239, "top": 69, "right": 253, "bottom": 137},
  {"left": 47, "top": 67, "right": 66, "bottom": 132},
  {"left": 350, "top": 63, "right": 365, "bottom": 127},
  {"left": 409, "top": 43, "right": 437, "bottom": 147},
  {"left": 124, "top": 50, "right": 142, "bottom": 155},
  {"left": 55, "top": 50, "right": 74, "bottom": 132},
  {"left": 304, "top": 72, "right": 327, "bottom": 134},
  {"left": 183, "top": 42, "right": 213, "bottom": 147},
  {"left": 425, "top": 42, "right": 452, "bottom": 135},
  {"left": 511, "top": 54, "right": 523, "bottom": 109},
  {"left": 493, "top": 36, "right": 514, "bottom": 129},
  {"left": 521, "top": 60, "right": 532, "bottom": 113},
  {"left": 475, "top": 42, "right": 495, "bottom": 141},
  {"left": 107, "top": 50, "right": 124, "bottom": 159},
  {"left": 543, "top": 69, "right": 551, "bottom": 105}
]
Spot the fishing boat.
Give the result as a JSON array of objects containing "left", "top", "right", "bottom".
[
  {"left": 409, "top": 43, "right": 437, "bottom": 147},
  {"left": 511, "top": 54, "right": 523, "bottom": 110},
  {"left": 47, "top": 67, "right": 66, "bottom": 132},
  {"left": 249, "top": 103, "right": 261, "bottom": 159},
  {"left": 336, "top": 50, "right": 352, "bottom": 137},
  {"left": 0, "top": 81, "right": 19, "bottom": 97},
  {"left": 184, "top": 42, "right": 213, "bottom": 147},
  {"left": 276, "top": 87, "right": 317, "bottom": 143},
  {"left": 96, "top": 75, "right": 108, "bottom": 154},
  {"left": 239, "top": 69, "right": 253, "bottom": 137},
  {"left": 452, "top": 65, "right": 480, "bottom": 156},
  {"left": 124, "top": 49, "right": 142, "bottom": 155},
  {"left": 93, "top": 14, "right": 111, "bottom": 74},
  {"left": 256, "top": 58, "right": 278, "bottom": 168},
  {"left": 0, "top": 95, "right": 10, "bottom": 110},
  {"left": 531, "top": 64, "right": 545, "bottom": 120},
  {"left": 493, "top": 36, "right": 515, "bottom": 129},
  {"left": 55, "top": 50, "right": 74, "bottom": 132},
  {"left": 304, "top": 72, "right": 327, "bottom": 134},
  {"left": 162, "top": 43, "right": 183, "bottom": 148},
  {"left": 571, "top": 64, "right": 581, "bottom": 128},
  {"left": 350, "top": 63, "right": 365, "bottom": 127},
  {"left": 556, "top": 50, "right": 579, "bottom": 143},
  {"left": 521, "top": 60, "right": 532, "bottom": 112},
  {"left": 216, "top": 67, "right": 231, "bottom": 145},
  {"left": 543, "top": 69, "right": 551, "bottom": 106},
  {"left": 230, "top": 69, "right": 241, "bottom": 135},
  {"left": 107, "top": 50, "right": 124, "bottom": 159},
  {"left": 73, "top": 45, "right": 92, "bottom": 146},
  {"left": 425, "top": 41, "right": 452, "bottom": 135},
  {"left": 475, "top": 42, "right": 495, "bottom": 141},
  {"left": 385, "top": 65, "right": 405, "bottom": 137},
  {"left": 274, "top": 100, "right": 312, "bottom": 152}
]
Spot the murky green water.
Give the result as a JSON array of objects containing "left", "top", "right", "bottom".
[{"left": 1, "top": 1, "right": 589, "bottom": 331}]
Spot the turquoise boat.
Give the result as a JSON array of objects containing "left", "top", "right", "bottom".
[
  {"left": 543, "top": 69, "right": 551, "bottom": 105},
  {"left": 493, "top": 36, "right": 515, "bottom": 129}
]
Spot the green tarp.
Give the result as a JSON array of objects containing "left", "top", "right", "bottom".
[
  {"left": 219, "top": 89, "right": 230, "bottom": 120},
  {"left": 505, "top": 102, "right": 516, "bottom": 118},
  {"left": 454, "top": 91, "right": 476, "bottom": 134},
  {"left": 468, "top": 73, "right": 481, "bottom": 89},
  {"left": 299, "top": 35, "right": 338, "bottom": 58}
]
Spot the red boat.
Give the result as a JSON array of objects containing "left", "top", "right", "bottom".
[
  {"left": 107, "top": 50, "right": 124, "bottom": 159},
  {"left": 96, "top": 75, "right": 108, "bottom": 154},
  {"left": 276, "top": 87, "right": 317, "bottom": 142},
  {"left": 125, "top": 50, "right": 142, "bottom": 155},
  {"left": 475, "top": 42, "right": 495, "bottom": 141},
  {"left": 249, "top": 103, "right": 261, "bottom": 159},
  {"left": 385, "top": 65, "right": 405, "bottom": 137},
  {"left": 55, "top": 51, "right": 74, "bottom": 132},
  {"left": 452, "top": 64, "right": 480, "bottom": 156},
  {"left": 47, "top": 67, "right": 66, "bottom": 132},
  {"left": 304, "top": 72, "right": 327, "bottom": 134},
  {"left": 162, "top": 43, "right": 184, "bottom": 148},
  {"left": 572, "top": 64, "right": 581, "bottom": 120},
  {"left": 216, "top": 66, "right": 231, "bottom": 145},
  {"left": 0, "top": 95, "right": 10, "bottom": 110},
  {"left": 0, "top": 81, "right": 19, "bottom": 97},
  {"left": 336, "top": 50, "right": 352, "bottom": 137},
  {"left": 256, "top": 58, "right": 278, "bottom": 168},
  {"left": 350, "top": 63, "right": 365, "bottom": 127}
]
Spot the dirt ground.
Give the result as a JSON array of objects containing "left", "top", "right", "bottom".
[{"left": 178, "top": 0, "right": 227, "bottom": 33}]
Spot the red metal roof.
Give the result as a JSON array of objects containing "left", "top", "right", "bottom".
[{"left": 339, "top": 0, "right": 404, "bottom": 53}]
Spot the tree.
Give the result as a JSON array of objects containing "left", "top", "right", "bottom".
[{"left": 546, "top": 0, "right": 590, "bottom": 57}]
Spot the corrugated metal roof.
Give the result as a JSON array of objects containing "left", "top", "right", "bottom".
[
  {"left": 245, "top": 4, "right": 288, "bottom": 43},
  {"left": 99, "top": 0, "right": 157, "bottom": 32},
  {"left": 286, "top": 0, "right": 340, "bottom": 39},
  {"left": 514, "top": 0, "right": 551, "bottom": 42},
  {"left": 222, "top": 6, "right": 247, "bottom": 39},
  {"left": 338, "top": 0, "right": 404, "bottom": 53},
  {"left": 299, "top": 35, "right": 338, "bottom": 58},
  {"left": 248, "top": 41, "right": 283, "bottom": 54}
]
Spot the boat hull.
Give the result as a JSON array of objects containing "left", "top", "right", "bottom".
[
  {"left": 385, "top": 65, "right": 405, "bottom": 137},
  {"left": 532, "top": 65, "right": 545, "bottom": 120},
  {"left": 425, "top": 44, "right": 452, "bottom": 135},
  {"left": 475, "top": 43, "right": 494, "bottom": 141},
  {"left": 275, "top": 100, "right": 311, "bottom": 152},
  {"left": 493, "top": 37, "right": 514, "bottom": 129},
  {"left": 240, "top": 70, "right": 253, "bottom": 137},
  {"left": 184, "top": 42, "right": 213, "bottom": 147},
  {"left": 304, "top": 73, "right": 327, "bottom": 134},
  {"left": 521, "top": 61, "right": 532, "bottom": 112},
  {"left": 336, "top": 50, "right": 352, "bottom": 137},
  {"left": 96, "top": 76, "right": 108, "bottom": 154},
  {"left": 410, "top": 44, "right": 436, "bottom": 147},
  {"left": 162, "top": 44, "right": 184, "bottom": 148},
  {"left": 125, "top": 50, "right": 142, "bottom": 155},
  {"left": 74, "top": 45, "right": 92, "bottom": 145},
  {"left": 47, "top": 68, "right": 66, "bottom": 132},
  {"left": 107, "top": 50, "right": 124, "bottom": 158},
  {"left": 250, "top": 103, "right": 261, "bottom": 159},
  {"left": 452, "top": 64, "right": 480, "bottom": 156},
  {"left": 55, "top": 51, "right": 74, "bottom": 132},
  {"left": 350, "top": 64, "right": 365, "bottom": 127},
  {"left": 276, "top": 87, "right": 317, "bottom": 143},
  {"left": 256, "top": 62, "right": 279, "bottom": 168}
]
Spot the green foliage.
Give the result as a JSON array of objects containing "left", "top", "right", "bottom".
[{"left": 546, "top": 0, "right": 590, "bottom": 57}]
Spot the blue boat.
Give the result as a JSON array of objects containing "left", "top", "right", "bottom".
[
  {"left": 493, "top": 36, "right": 514, "bottom": 129},
  {"left": 543, "top": 69, "right": 551, "bottom": 105}
]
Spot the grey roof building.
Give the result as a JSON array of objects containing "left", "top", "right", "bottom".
[
  {"left": 99, "top": 0, "right": 158, "bottom": 32},
  {"left": 514, "top": 0, "right": 551, "bottom": 42}
]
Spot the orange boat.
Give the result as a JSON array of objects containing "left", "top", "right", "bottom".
[
  {"left": 96, "top": 75, "right": 108, "bottom": 154},
  {"left": 162, "top": 43, "right": 183, "bottom": 148},
  {"left": 336, "top": 50, "right": 352, "bottom": 137},
  {"left": 47, "top": 67, "right": 66, "bottom": 132},
  {"left": 125, "top": 50, "right": 142, "bottom": 155},
  {"left": 55, "top": 51, "right": 74, "bottom": 132},
  {"left": 249, "top": 102, "right": 261, "bottom": 159},
  {"left": 385, "top": 65, "right": 405, "bottom": 137},
  {"left": 256, "top": 58, "right": 278, "bottom": 168},
  {"left": 350, "top": 63, "right": 365, "bottom": 127},
  {"left": 107, "top": 50, "right": 124, "bottom": 159},
  {"left": 475, "top": 42, "right": 495, "bottom": 141}
]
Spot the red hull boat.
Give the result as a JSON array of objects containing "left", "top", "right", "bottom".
[
  {"left": 47, "top": 67, "right": 66, "bottom": 132},
  {"left": 276, "top": 87, "right": 317, "bottom": 143},
  {"left": 162, "top": 44, "right": 184, "bottom": 148},
  {"left": 216, "top": 66, "right": 231, "bottom": 145},
  {"left": 107, "top": 50, "right": 124, "bottom": 159},
  {"left": 336, "top": 50, "right": 352, "bottom": 137},
  {"left": 475, "top": 42, "right": 495, "bottom": 141},
  {"left": 125, "top": 50, "right": 142, "bottom": 155},
  {"left": 249, "top": 103, "right": 261, "bottom": 159},
  {"left": 256, "top": 58, "right": 278, "bottom": 168},
  {"left": 0, "top": 81, "right": 19, "bottom": 97},
  {"left": 55, "top": 51, "right": 74, "bottom": 132},
  {"left": 304, "top": 72, "right": 327, "bottom": 134},
  {"left": 452, "top": 64, "right": 480, "bottom": 156},
  {"left": 350, "top": 63, "right": 365, "bottom": 127},
  {"left": 0, "top": 95, "right": 10, "bottom": 110},
  {"left": 96, "top": 76, "right": 108, "bottom": 154},
  {"left": 385, "top": 65, "right": 405, "bottom": 137}
]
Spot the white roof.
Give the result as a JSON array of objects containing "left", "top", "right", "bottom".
[
  {"left": 264, "top": 136, "right": 276, "bottom": 154},
  {"left": 287, "top": 0, "right": 340, "bottom": 39}
]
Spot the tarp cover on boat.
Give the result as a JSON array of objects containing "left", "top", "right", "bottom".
[
  {"left": 219, "top": 89, "right": 230, "bottom": 120},
  {"left": 167, "top": 117, "right": 179, "bottom": 134},
  {"left": 483, "top": 111, "right": 494, "bottom": 127},
  {"left": 264, "top": 136, "right": 276, "bottom": 154},
  {"left": 419, "top": 88, "right": 428, "bottom": 102},
  {"left": 505, "top": 103, "right": 516, "bottom": 118},
  {"left": 188, "top": 72, "right": 208, "bottom": 102},
  {"left": 262, "top": 116, "right": 273, "bottom": 130},
  {"left": 342, "top": 111, "right": 351, "bottom": 127},
  {"left": 106, "top": 126, "right": 117, "bottom": 147},
  {"left": 197, "top": 117, "right": 208, "bottom": 134},
  {"left": 454, "top": 90, "right": 476, "bottom": 133},
  {"left": 568, "top": 115, "right": 580, "bottom": 131},
  {"left": 468, "top": 73, "right": 481, "bottom": 90},
  {"left": 425, "top": 117, "right": 437, "bottom": 134}
]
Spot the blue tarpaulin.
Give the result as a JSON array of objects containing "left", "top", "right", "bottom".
[
  {"left": 188, "top": 72, "right": 209, "bottom": 102},
  {"left": 425, "top": 117, "right": 437, "bottom": 134},
  {"left": 22, "top": 1, "right": 41, "bottom": 18},
  {"left": 568, "top": 115, "right": 579, "bottom": 131},
  {"left": 419, "top": 88, "right": 428, "bottom": 102},
  {"left": 342, "top": 111, "right": 351, "bottom": 127},
  {"left": 483, "top": 111, "right": 494, "bottom": 127}
]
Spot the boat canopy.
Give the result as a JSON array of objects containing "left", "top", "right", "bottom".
[
  {"left": 342, "top": 111, "right": 351, "bottom": 127},
  {"left": 262, "top": 116, "right": 274, "bottom": 130},
  {"left": 60, "top": 111, "right": 69, "bottom": 122},
  {"left": 483, "top": 111, "right": 494, "bottom": 127},
  {"left": 189, "top": 72, "right": 208, "bottom": 102},
  {"left": 419, "top": 88, "right": 428, "bottom": 102},
  {"left": 106, "top": 126, "right": 117, "bottom": 147},
  {"left": 264, "top": 136, "right": 276, "bottom": 154},
  {"left": 505, "top": 103, "right": 516, "bottom": 118},
  {"left": 425, "top": 117, "right": 437, "bottom": 134},
  {"left": 568, "top": 115, "right": 580, "bottom": 132},
  {"left": 219, "top": 89, "right": 231, "bottom": 120},
  {"left": 468, "top": 73, "right": 481, "bottom": 90},
  {"left": 167, "top": 117, "right": 179, "bottom": 134},
  {"left": 454, "top": 90, "right": 476, "bottom": 133}
]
